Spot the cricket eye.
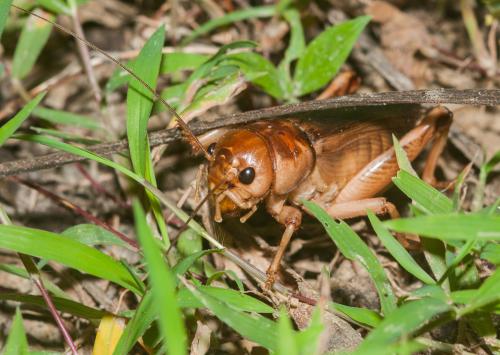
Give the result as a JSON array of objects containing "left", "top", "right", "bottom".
[
  {"left": 238, "top": 167, "right": 255, "bottom": 185},
  {"left": 207, "top": 143, "right": 216, "bottom": 155}
]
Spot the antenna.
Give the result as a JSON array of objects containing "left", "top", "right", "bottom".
[{"left": 11, "top": 4, "right": 213, "bottom": 161}]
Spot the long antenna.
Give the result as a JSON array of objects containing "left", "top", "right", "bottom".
[{"left": 11, "top": 4, "right": 212, "bottom": 161}]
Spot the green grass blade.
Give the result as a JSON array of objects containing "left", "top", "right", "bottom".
[
  {"left": 480, "top": 243, "right": 500, "bottom": 264},
  {"left": 0, "top": 0, "right": 13, "bottom": 39},
  {"left": 133, "top": 200, "right": 187, "bottom": 355},
  {"left": 0, "top": 293, "right": 108, "bottom": 320},
  {"left": 384, "top": 213, "right": 500, "bottom": 241},
  {"left": 392, "top": 170, "right": 453, "bottom": 214},
  {"left": 368, "top": 211, "right": 435, "bottom": 284},
  {"left": 3, "top": 308, "right": 29, "bottom": 355},
  {"left": 458, "top": 268, "right": 500, "bottom": 316},
  {"left": 113, "top": 292, "right": 156, "bottom": 355},
  {"left": 329, "top": 302, "right": 382, "bottom": 328},
  {"left": 0, "top": 225, "right": 144, "bottom": 294},
  {"left": 127, "top": 26, "right": 164, "bottom": 176},
  {"left": 161, "top": 52, "right": 209, "bottom": 74},
  {"left": 62, "top": 224, "right": 128, "bottom": 247},
  {"left": 393, "top": 135, "right": 418, "bottom": 176},
  {"left": 294, "top": 16, "right": 370, "bottom": 96},
  {"left": 277, "top": 308, "right": 298, "bottom": 355},
  {"left": 303, "top": 200, "right": 397, "bottom": 316},
  {"left": 12, "top": 9, "right": 54, "bottom": 79},
  {"left": 184, "top": 281, "right": 279, "bottom": 351},
  {"left": 224, "top": 52, "right": 284, "bottom": 99},
  {"left": 181, "top": 5, "right": 276, "bottom": 45},
  {"left": 0, "top": 92, "right": 45, "bottom": 146},
  {"left": 32, "top": 107, "right": 101, "bottom": 130},
  {"left": 354, "top": 298, "right": 451, "bottom": 353},
  {"left": 176, "top": 286, "right": 274, "bottom": 313}
]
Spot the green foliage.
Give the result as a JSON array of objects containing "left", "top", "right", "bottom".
[
  {"left": 0, "top": 0, "right": 13, "bottom": 39},
  {"left": 133, "top": 200, "right": 187, "bottom": 355},
  {"left": 303, "top": 200, "right": 397, "bottom": 316},
  {"left": 3, "top": 308, "right": 29, "bottom": 355},
  {"left": 12, "top": 8, "right": 53, "bottom": 79},
  {"left": 0, "top": 92, "right": 45, "bottom": 146}
]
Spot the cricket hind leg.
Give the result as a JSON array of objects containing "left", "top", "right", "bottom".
[
  {"left": 322, "top": 198, "right": 419, "bottom": 249},
  {"left": 420, "top": 107, "right": 454, "bottom": 189}
]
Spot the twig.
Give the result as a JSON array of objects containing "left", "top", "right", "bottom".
[
  {"left": 69, "top": 4, "right": 102, "bottom": 103},
  {"left": 0, "top": 89, "right": 498, "bottom": 178}
]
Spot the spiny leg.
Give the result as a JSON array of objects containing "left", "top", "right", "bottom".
[{"left": 420, "top": 107, "right": 453, "bottom": 188}]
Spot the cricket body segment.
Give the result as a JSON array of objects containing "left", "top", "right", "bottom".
[{"left": 204, "top": 104, "right": 453, "bottom": 288}]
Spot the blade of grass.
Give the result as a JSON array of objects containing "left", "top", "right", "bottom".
[
  {"left": 303, "top": 200, "right": 397, "bottom": 316},
  {"left": 113, "top": 292, "right": 155, "bottom": 355},
  {"left": 93, "top": 315, "right": 125, "bottom": 355},
  {"left": 32, "top": 107, "right": 101, "bottom": 130},
  {"left": 0, "top": 0, "right": 13, "bottom": 39},
  {"left": 133, "top": 200, "right": 187, "bottom": 355},
  {"left": 368, "top": 211, "right": 435, "bottom": 284},
  {"left": 11, "top": 9, "right": 53, "bottom": 79},
  {"left": 181, "top": 278, "right": 279, "bottom": 351},
  {"left": 277, "top": 307, "right": 298, "bottom": 355},
  {"left": 0, "top": 92, "right": 46, "bottom": 146},
  {"left": 458, "top": 268, "right": 500, "bottom": 316},
  {"left": 392, "top": 170, "right": 453, "bottom": 214},
  {"left": 3, "top": 308, "right": 29, "bottom": 355},
  {"left": 181, "top": 5, "right": 275, "bottom": 45},
  {"left": 384, "top": 213, "right": 500, "bottom": 241},
  {"left": 0, "top": 293, "right": 108, "bottom": 320},
  {"left": 354, "top": 298, "right": 452, "bottom": 353},
  {"left": 0, "top": 225, "right": 144, "bottom": 294},
  {"left": 329, "top": 302, "right": 382, "bottom": 328}
]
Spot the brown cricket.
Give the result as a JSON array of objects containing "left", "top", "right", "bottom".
[{"left": 199, "top": 103, "right": 452, "bottom": 287}]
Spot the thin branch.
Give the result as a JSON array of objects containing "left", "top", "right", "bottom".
[{"left": 0, "top": 89, "right": 498, "bottom": 178}]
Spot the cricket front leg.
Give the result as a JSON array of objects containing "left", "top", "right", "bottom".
[{"left": 265, "top": 195, "right": 303, "bottom": 290}]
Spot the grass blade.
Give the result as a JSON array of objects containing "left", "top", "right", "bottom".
[
  {"left": 32, "top": 107, "right": 100, "bottom": 130},
  {"left": 127, "top": 26, "right": 164, "bottom": 176},
  {"left": 0, "top": 225, "right": 144, "bottom": 294},
  {"left": 368, "top": 211, "right": 435, "bottom": 284},
  {"left": 113, "top": 292, "right": 156, "bottom": 355},
  {"left": 0, "top": 0, "right": 13, "bottom": 39},
  {"left": 181, "top": 5, "right": 276, "bottom": 45},
  {"left": 384, "top": 213, "right": 500, "bottom": 241},
  {"left": 294, "top": 16, "right": 370, "bottom": 96},
  {"left": 458, "top": 268, "right": 500, "bottom": 316},
  {"left": 329, "top": 302, "right": 382, "bottom": 328},
  {"left": 0, "top": 92, "right": 46, "bottom": 146},
  {"left": 393, "top": 170, "right": 453, "bottom": 214},
  {"left": 354, "top": 298, "right": 451, "bottom": 353},
  {"left": 133, "top": 200, "right": 187, "bottom": 355},
  {"left": 92, "top": 315, "right": 125, "bottom": 355},
  {"left": 0, "top": 293, "right": 108, "bottom": 320},
  {"left": 3, "top": 308, "right": 29, "bottom": 355},
  {"left": 183, "top": 280, "right": 279, "bottom": 351},
  {"left": 12, "top": 9, "right": 53, "bottom": 79},
  {"left": 277, "top": 308, "right": 298, "bottom": 355},
  {"left": 303, "top": 200, "right": 397, "bottom": 316}
]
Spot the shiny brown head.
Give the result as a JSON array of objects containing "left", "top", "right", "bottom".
[{"left": 207, "top": 129, "right": 274, "bottom": 221}]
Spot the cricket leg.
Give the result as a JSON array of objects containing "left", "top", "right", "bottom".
[
  {"left": 264, "top": 198, "right": 303, "bottom": 290},
  {"left": 316, "top": 70, "right": 361, "bottom": 100},
  {"left": 323, "top": 198, "right": 419, "bottom": 249},
  {"left": 420, "top": 107, "right": 453, "bottom": 188}
]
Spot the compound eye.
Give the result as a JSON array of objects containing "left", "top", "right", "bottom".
[
  {"left": 238, "top": 167, "right": 255, "bottom": 185},
  {"left": 207, "top": 143, "right": 216, "bottom": 155}
]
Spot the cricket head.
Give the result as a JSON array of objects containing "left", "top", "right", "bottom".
[{"left": 207, "top": 129, "right": 274, "bottom": 222}]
